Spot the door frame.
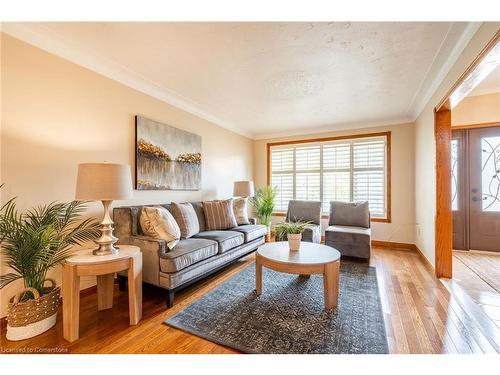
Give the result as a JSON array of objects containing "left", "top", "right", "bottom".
[{"left": 434, "top": 30, "right": 500, "bottom": 278}]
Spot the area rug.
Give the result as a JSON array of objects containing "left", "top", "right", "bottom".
[
  {"left": 454, "top": 251, "right": 500, "bottom": 293},
  {"left": 165, "top": 262, "right": 388, "bottom": 354}
]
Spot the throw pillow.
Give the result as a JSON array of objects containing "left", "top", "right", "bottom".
[
  {"left": 203, "top": 199, "right": 238, "bottom": 231},
  {"left": 139, "top": 206, "right": 181, "bottom": 249},
  {"left": 233, "top": 197, "right": 250, "bottom": 225},
  {"left": 170, "top": 202, "right": 200, "bottom": 239}
]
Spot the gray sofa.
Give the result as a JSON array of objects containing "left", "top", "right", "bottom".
[
  {"left": 277, "top": 200, "right": 322, "bottom": 243},
  {"left": 324, "top": 201, "right": 371, "bottom": 260},
  {"left": 113, "top": 202, "right": 267, "bottom": 307}
]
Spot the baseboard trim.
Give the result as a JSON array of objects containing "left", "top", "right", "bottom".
[
  {"left": 371, "top": 240, "right": 435, "bottom": 271},
  {"left": 413, "top": 244, "right": 435, "bottom": 272},
  {"left": 371, "top": 240, "right": 414, "bottom": 250}
]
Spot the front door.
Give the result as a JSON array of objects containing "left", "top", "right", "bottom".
[{"left": 469, "top": 127, "right": 500, "bottom": 252}]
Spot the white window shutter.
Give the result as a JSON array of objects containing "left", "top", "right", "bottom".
[
  {"left": 269, "top": 136, "right": 388, "bottom": 218},
  {"left": 353, "top": 140, "right": 386, "bottom": 216},
  {"left": 270, "top": 148, "right": 294, "bottom": 211}
]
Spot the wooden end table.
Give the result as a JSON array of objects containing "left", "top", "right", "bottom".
[
  {"left": 255, "top": 241, "right": 341, "bottom": 310},
  {"left": 62, "top": 245, "right": 142, "bottom": 342}
]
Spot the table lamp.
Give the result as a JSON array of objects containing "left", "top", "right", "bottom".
[
  {"left": 75, "top": 163, "right": 133, "bottom": 255},
  {"left": 233, "top": 181, "right": 255, "bottom": 198}
]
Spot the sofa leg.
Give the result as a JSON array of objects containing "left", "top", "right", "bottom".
[
  {"left": 166, "top": 290, "right": 175, "bottom": 308},
  {"left": 118, "top": 275, "right": 127, "bottom": 292}
]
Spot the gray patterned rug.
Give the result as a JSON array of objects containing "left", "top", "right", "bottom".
[{"left": 165, "top": 262, "right": 388, "bottom": 354}]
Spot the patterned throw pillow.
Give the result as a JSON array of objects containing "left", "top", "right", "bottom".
[
  {"left": 233, "top": 197, "right": 250, "bottom": 225},
  {"left": 170, "top": 202, "right": 200, "bottom": 239},
  {"left": 139, "top": 206, "right": 181, "bottom": 249},
  {"left": 203, "top": 199, "right": 238, "bottom": 231}
]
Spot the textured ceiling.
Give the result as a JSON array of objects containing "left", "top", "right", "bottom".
[{"left": 4, "top": 22, "right": 465, "bottom": 138}]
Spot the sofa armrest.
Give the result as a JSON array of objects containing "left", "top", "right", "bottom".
[
  {"left": 130, "top": 235, "right": 168, "bottom": 256},
  {"left": 127, "top": 235, "right": 167, "bottom": 286}
]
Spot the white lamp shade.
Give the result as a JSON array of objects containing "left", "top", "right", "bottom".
[
  {"left": 233, "top": 181, "right": 254, "bottom": 197},
  {"left": 76, "top": 163, "right": 133, "bottom": 201}
]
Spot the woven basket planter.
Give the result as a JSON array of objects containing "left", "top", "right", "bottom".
[{"left": 6, "top": 279, "right": 60, "bottom": 341}]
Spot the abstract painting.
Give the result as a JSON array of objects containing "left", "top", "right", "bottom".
[{"left": 135, "top": 116, "right": 201, "bottom": 190}]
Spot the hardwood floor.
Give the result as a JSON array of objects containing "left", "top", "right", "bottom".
[
  {"left": 449, "top": 251, "right": 500, "bottom": 330},
  {"left": 1, "top": 246, "right": 499, "bottom": 354}
]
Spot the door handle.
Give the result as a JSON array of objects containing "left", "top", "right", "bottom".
[
  {"left": 471, "top": 196, "right": 479, "bottom": 202},
  {"left": 471, "top": 188, "right": 478, "bottom": 193}
]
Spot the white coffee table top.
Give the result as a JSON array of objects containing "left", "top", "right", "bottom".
[{"left": 257, "top": 241, "right": 340, "bottom": 265}]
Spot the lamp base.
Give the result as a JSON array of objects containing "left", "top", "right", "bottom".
[
  {"left": 92, "top": 244, "right": 120, "bottom": 256},
  {"left": 92, "top": 200, "right": 120, "bottom": 256}
]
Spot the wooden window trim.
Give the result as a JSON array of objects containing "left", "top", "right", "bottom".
[{"left": 266, "top": 131, "right": 392, "bottom": 223}]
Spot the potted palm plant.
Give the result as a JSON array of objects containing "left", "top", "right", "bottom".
[
  {"left": 274, "top": 220, "right": 311, "bottom": 251},
  {"left": 0, "top": 196, "right": 100, "bottom": 341},
  {"left": 250, "top": 186, "right": 277, "bottom": 242}
]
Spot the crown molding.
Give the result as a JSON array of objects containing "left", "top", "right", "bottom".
[
  {"left": 408, "top": 22, "right": 482, "bottom": 120},
  {"left": 252, "top": 117, "right": 413, "bottom": 140},
  {"left": 1, "top": 22, "right": 254, "bottom": 139}
]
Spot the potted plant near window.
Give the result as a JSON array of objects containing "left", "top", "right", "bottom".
[
  {"left": 250, "top": 186, "right": 277, "bottom": 242},
  {"left": 0, "top": 196, "right": 100, "bottom": 341},
  {"left": 274, "top": 220, "right": 311, "bottom": 251}
]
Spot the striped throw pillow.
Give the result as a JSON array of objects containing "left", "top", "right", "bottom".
[
  {"left": 170, "top": 202, "right": 200, "bottom": 239},
  {"left": 203, "top": 199, "right": 238, "bottom": 231}
]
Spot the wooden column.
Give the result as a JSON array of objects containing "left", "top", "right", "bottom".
[{"left": 435, "top": 107, "right": 453, "bottom": 279}]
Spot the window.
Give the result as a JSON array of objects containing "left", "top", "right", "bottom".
[{"left": 268, "top": 132, "right": 390, "bottom": 221}]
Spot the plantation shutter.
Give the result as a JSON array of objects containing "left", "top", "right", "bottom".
[
  {"left": 322, "top": 143, "right": 351, "bottom": 212},
  {"left": 270, "top": 148, "right": 294, "bottom": 211},
  {"left": 269, "top": 134, "right": 388, "bottom": 219},
  {"left": 295, "top": 145, "right": 321, "bottom": 203},
  {"left": 352, "top": 139, "right": 386, "bottom": 216}
]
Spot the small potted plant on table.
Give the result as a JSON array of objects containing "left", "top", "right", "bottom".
[
  {"left": 250, "top": 186, "right": 277, "bottom": 242},
  {"left": 0, "top": 196, "right": 100, "bottom": 341},
  {"left": 274, "top": 220, "right": 310, "bottom": 251}
]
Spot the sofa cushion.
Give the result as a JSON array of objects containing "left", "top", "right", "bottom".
[
  {"left": 139, "top": 206, "right": 181, "bottom": 249},
  {"left": 329, "top": 201, "right": 370, "bottom": 228},
  {"left": 203, "top": 199, "right": 238, "bottom": 230},
  {"left": 190, "top": 202, "right": 207, "bottom": 232},
  {"left": 232, "top": 224, "right": 267, "bottom": 243},
  {"left": 193, "top": 230, "right": 244, "bottom": 254},
  {"left": 325, "top": 225, "right": 371, "bottom": 244},
  {"left": 233, "top": 197, "right": 250, "bottom": 225},
  {"left": 170, "top": 202, "right": 200, "bottom": 239},
  {"left": 159, "top": 238, "right": 217, "bottom": 273}
]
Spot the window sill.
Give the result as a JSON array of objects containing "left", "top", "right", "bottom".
[{"left": 272, "top": 211, "right": 391, "bottom": 223}]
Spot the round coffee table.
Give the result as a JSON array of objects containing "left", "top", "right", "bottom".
[{"left": 255, "top": 241, "right": 341, "bottom": 310}]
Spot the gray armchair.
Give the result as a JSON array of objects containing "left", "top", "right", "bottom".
[
  {"left": 325, "top": 201, "right": 371, "bottom": 260},
  {"left": 278, "top": 200, "right": 322, "bottom": 243}
]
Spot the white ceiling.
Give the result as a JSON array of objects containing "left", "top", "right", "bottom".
[
  {"left": 2, "top": 22, "right": 480, "bottom": 139},
  {"left": 468, "top": 64, "right": 500, "bottom": 97}
]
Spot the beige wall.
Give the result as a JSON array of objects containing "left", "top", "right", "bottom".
[
  {"left": 414, "top": 23, "right": 500, "bottom": 266},
  {"left": 452, "top": 92, "right": 500, "bottom": 126},
  {"left": 0, "top": 34, "right": 254, "bottom": 317},
  {"left": 254, "top": 123, "right": 415, "bottom": 243}
]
